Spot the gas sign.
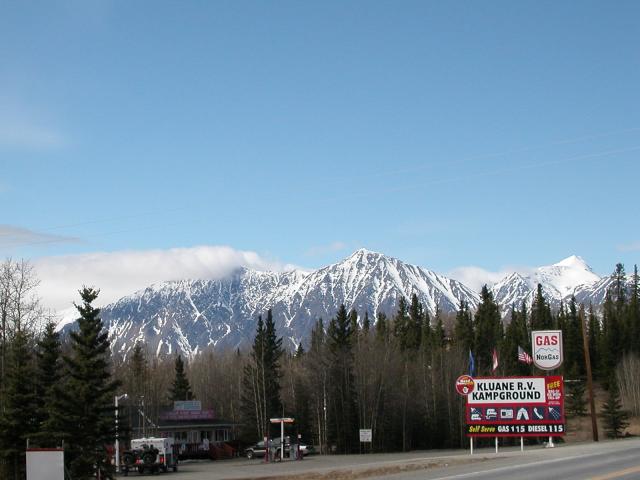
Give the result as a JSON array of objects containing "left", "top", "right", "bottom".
[{"left": 532, "top": 330, "right": 563, "bottom": 370}]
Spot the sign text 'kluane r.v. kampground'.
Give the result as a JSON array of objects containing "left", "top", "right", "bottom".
[{"left": 464, "top": 376, "right": 565, "bottom": 437}]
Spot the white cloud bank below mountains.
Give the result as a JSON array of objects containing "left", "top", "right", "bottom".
[
  {"left": 448, "top": 265, "right": 534, "bottom": 292},
  {"left": 35, "top": 245, "right": 296, "bottom": 312}
]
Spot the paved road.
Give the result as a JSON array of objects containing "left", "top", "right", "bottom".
[
  {"left": 368, "top": 438, "right": 640, "bottom": 480},
  {"left": 121, "top": 438, "right": 640, "bottom": 480}
]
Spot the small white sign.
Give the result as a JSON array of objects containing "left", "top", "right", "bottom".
[
  {"left": 532, "top": 330, "right": 563, "bottom": 370},
  {"left": 27, "top": 449, "right": 64, "bottom": 480},
  {"left": 359, "top": 428, "right": 372, "bottom": 442}
]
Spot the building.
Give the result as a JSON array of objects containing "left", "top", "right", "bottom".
[{"left": 156, "top": 401, "right": 236, "bottom": 459}]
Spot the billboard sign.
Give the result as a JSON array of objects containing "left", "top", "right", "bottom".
[
  {"left": 465, "top": 376, "right": 564, "bottom": 437},
  {"left": 532, "top": 330, "right": 563, "bottom": 370}
]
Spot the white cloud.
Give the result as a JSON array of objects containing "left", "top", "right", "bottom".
[
  {"left": 0, "top": 119, "right": 66, "bottom": 150},
  {"left": 0, "top": 225, "right": 79, "bottom": 249},
  {"left": 448, "top": 265, "right": 534, "bottom": 292},
  {"left": 617, "top": 242, "right": 640, "bottom": 252},
  {"left": 0, "top": 97, "right": 67, "bottom": 150},
  {"left": 34, "top": 245, "right": 296, "bottom": 312},
  {"left": 305, "top": 241, "right": 348, "bottom": 257}
]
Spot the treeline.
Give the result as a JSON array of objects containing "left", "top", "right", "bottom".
[{"left": 1, "top": 260, "right": 639, "bottom": 479}]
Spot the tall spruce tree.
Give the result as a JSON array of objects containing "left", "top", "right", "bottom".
[
  {"left": 453, "top": 300, "right": 474, "bottom": 353},
  {"left": 530, "top": 284, "right": 554, "bottom": 330},
  {"left": 326, "top": 305, "right": 358, "bottom": 453},
  {"left": 602, "top": 378, "right": 629, "bottom": 438},
  {"left": 564, "top": 297, "right": 584, "bottom": 376},
  {"left": 587, "top": 303, "right": 601, "bottom": 376},
  {"left": 240, "top": 310, "right": 283, "bottom": 441},
  {"left": 57, "top": 287, "right": 120, "bottom": 480},
  {"left": 474, "top": 286, "right": 503, "bottom": 374},
  {"left": 169, "top": 355, "right": 193, "bottom": 401},
  {"left": 32, "top": 321, "right": 63, "bottom": 448},
  {"left": 0, "top": 330, "right": 38, "bottom": 480}
]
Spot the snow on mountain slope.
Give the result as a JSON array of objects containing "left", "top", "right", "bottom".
[
  {"left": 62, "top": 250, "right": 615, "bottom": 358},
  {"left": 491, "top": 255, "right": 601, "bottom": 312},
  {"left": 86, "top": 249, "right": 480, "bottom": 358}
]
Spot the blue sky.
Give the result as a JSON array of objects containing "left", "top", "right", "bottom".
[{"left": 1, "top": 1, "right": 639, "bottom": 309}]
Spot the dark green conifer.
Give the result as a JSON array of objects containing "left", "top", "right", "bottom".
[
  {"left": 326, "top": 304, "right": 358, "bottom": 453},
  {"left": 474, "top": 286, "right": 503, "bottom": 374},
  {"left": 0, "top": 330, "right": 38, "bottom": 480},
  {"left": 453, "top": 300, "right": 474, "bottom": 353},
  {"left": 602, "top": 378, "right": 629, "bottom": 438},
  {"left": 32, "top": 321, "right": 63, "bottom": 448},
  {"left": 530, "top": 284, "right": 554, "bottom": 330},
  {"left": 169, "top": 355, "right": 193, "bottom": 401},
  {"left": 57, "top": 287, "right": 120, "bottom": 480}
]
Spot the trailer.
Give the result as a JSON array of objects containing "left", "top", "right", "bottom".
[{"left": 122, "top": 437, "right": 178, "bottom": 475}]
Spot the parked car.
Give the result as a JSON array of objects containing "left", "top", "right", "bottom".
[{"left": 244, "top": 437, "right": 314, "bottom": 459}]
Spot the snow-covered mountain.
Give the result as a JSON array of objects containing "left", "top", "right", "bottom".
[
  {"left": 61, "top": 250, "right": 617, "bottom": 358},
  {"left": 490, "top": 255, "right": 601, "bottom": 312},
  {"left": 88, "top": 249, "right": 479, "bottom": 358}
]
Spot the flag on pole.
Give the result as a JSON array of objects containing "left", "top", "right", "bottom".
[
  {"left": 468, "top": 349, "right": 476, "bottom": 377},
  {"left": 492, "top": 348, "right": 499, "bottom": 372},
  {"left": 518, "top": 345, "right": 533, "bottom": 365}
]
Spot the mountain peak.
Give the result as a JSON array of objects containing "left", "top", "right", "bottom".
[{"left": 553, "top": 255, "right": 591, "bottom": 271}]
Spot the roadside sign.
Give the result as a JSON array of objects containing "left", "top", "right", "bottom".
[
  {"left": 532, "top": 330, "right": 563, "bottom": 370},
  {"left": 456, "top": 375, "right": 475, "bottom": 396},
  {"left": 27, "top": 449, "right": 64, "bottom": 480},
  {"left": 359, "top": 429, "right": 372, "bottom": 442},
  {"left": 465, "top": 376, "right": 565, "bottom": 437},
  {"left": 270, "top": 417, "right": 295, "bottom": 423}
]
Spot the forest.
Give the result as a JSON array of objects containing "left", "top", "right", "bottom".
[{"left": 0, "top": 259, "right": 638, "bottom": 480}]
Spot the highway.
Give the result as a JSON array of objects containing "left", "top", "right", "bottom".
[
  {"left": 148, "top": 438, "right": 640, "bottom": 480},
  {"left": 368, "top": 438, "right": 640, "bottom": 480}
]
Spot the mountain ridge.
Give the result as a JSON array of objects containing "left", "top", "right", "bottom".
[{"left": 60, "top": 250, "right": 609, "bottom": 358}]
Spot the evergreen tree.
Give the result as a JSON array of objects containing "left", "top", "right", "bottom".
[
  {"left": 587, "top": 303, "right": 600, "bottom": 376},
  {"left": 326, "top": 305, "right": 358, "bottom": 453},
  {"left": 407, "top": 294, "right": 424, "bottom": 350},
  {"left": 564, "top": 297, "right": 584, "bottom": 376},
  {"left": 240, "top": 311, "right": 283, "bottom": 440},
  {"left": 375, "top": 312, "right": 388, "bottom": 342},
  {"left": 602, "top": 378, "right": 629, "bottom": 438},
  {"left": 56, "top": 287, "right": 120, "bottom": 480},
  {"left": 263, "top": 310, "right": 284, "bottom": 418},
  {"left": 453, "top": 300, "right": 474, "bottom": 353},
  {"left": 474, "top": 286, "right": 503, "bottom": 374},
  {"left": 362, "top": 312, "right": 371, "bottom": 333},
  {"left": 601, "top": 290, "right": 621, "bottom": 379},
  {"left": 565, "top": 367, "right": 587, "bottom": 417},
  {"left": 32, "top": 321, "right": 63, "bottom": 448},
  {"left": 392, "top": 297, "right": 412, "bottom": 350},
  {"left": 0, "top": 330, "right": 38, "bottom": 480},
  {"left": 169, "top": 355, "right": 193, "bottom": 402},
  {"left": 530, "top": 284, "right": 554, "bottom": 330},
  {"left": 502, "top": 305, "right": 529, "bottom": 375}
]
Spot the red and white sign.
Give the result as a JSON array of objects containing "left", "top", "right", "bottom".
[
  {"left": 532, "top": 330, "right": 563, "bottom": 370},
  {"left": 465, "top": 376, "right": 565, "bottom": 438},
  {"left": 455, "top": 375, "right": 475, "bottom": 396}
]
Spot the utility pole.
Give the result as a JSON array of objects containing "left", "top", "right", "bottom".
[{"left": 581, "top": 308, "right": 598, "bottom": 442}]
